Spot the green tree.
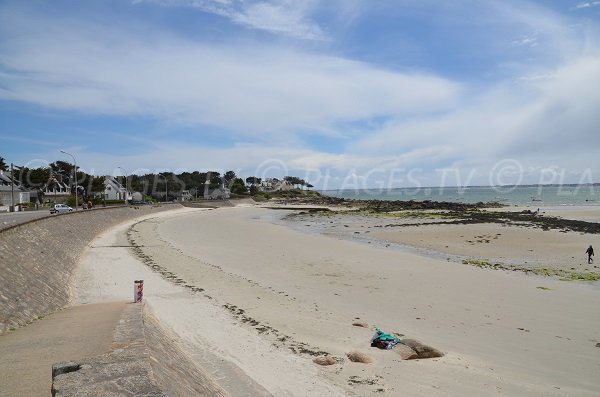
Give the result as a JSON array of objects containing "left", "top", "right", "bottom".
[
  {"left": 16, "top": 167, "right": 51, "bottom": 188},
  {"left": 245, "top": 176, "right": 261, "bottom": 186},
  {"left": 230, "top": 178, "right": 248, "bottom": 194},
  {"left": 224, "top": 170, "right": 236, "bottom": 186},
  {"left": 208, "top": 172, "right": 223, "bottom": 189},
  {"left": 50, "top": 161, "right": 74, "bottom": 179},
  {"left": 91, "top": 176, "right": 106, "bottom": 194},
  {"left": 0, "top": 156, "right": 7, "bottom": 172},
  {"left": 284, "top": 176, "right": 306, "bottom": 189}
]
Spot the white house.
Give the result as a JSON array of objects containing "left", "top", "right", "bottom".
[
  {"left": 203, "top": 180, "right": 230, "bottom": 200},
  {"left": 40, "top": 175, "right": 70, "bottom": 200},
  {"left": 176, "top": 190, "right": 193, "bottom": 201},
  {"left": 103, "top": 176, "right": 131, "bottom": 201},
  {"left": 259, "top": 178, "right": 294, "bottom": 192},
  {"left": 0, "top": 171, "right": 31, "bottom": 208}
]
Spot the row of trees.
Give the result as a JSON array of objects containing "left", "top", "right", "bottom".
[
  {"left": 1, "top": 156, "right": 312, "bottom": 200},
  {"left": 283, "top": 176, "right": 314, "bottom": 190},
  {"left": 127, "top": 170, "right": 249, "bottom": 197}
]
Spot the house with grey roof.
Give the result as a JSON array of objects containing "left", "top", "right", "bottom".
[
  {"left": 40, "top": 175, "right": 70, "bottom": 200},
  {"left": 103, "top": 176, "right": 132, "bottom": 201},
  {"left": 0, "top": 170, "right": 31, "bottom": 209},
  {"left": 259, "top": 178, "right": 294, "bottom": 192}
]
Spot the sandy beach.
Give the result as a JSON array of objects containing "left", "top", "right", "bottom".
[{"left": 75, "top": 205, "right": 600, "bottom": 396}]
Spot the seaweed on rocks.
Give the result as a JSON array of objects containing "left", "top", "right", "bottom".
[
  {"left": 445, "top": 210, "right": 600, "bottom": 234},
  {"left": 282, "top": 195, "right": 600, "bottom": 234},
  {"left": 273, "top": 195, "right": 503, "bottom": 211},
  {"left": 358, "top": 199, "right": 503, "bottom": 212}
]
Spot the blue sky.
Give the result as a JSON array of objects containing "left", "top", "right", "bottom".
[{"left": 1, "top": 0, "right": 599, "bottom": 189}]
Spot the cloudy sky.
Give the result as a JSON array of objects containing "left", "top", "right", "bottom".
[{"left": 1, "top": 0, "right": 599, "bottom": 189}]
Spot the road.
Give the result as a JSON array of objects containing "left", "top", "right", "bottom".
[{"left": 0, "top": 210, "right": 51, "bottom": 231}]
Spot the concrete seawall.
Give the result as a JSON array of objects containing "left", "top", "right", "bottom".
[
  {"left": 0, "top": 205, "right": 178, "bottom": 335},
  {"left": 51, "top": 303, "right": 227, "bottom": 396}
]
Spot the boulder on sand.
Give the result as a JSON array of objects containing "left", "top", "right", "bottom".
[
  {"left": 393, "top": 343, "right": 418, "bottom": 360},
  {"left": 313, "top": 356, "right": 337, "bottom": 366},
  {"left": 346, "top": 351, "right": 373, "bottom": 363},
  {"left": 400, "top": 339, "right": 444, "bottom": 359}
]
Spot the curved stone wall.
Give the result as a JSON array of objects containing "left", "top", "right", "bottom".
[{"left": 0, "top": 205, "right": 177, "bottom": 335}]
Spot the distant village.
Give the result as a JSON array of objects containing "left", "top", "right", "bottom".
[{"left": 0, "top": 156, "right": 314, "bottom": 212}]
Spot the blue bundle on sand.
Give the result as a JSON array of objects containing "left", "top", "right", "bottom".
[{"left": 371, "top": 328, "right": 401, "bottom": 350}]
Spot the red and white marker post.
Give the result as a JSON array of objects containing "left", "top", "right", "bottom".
[{"left": 134, "top": 280, "right": 144, "bottom": 303}]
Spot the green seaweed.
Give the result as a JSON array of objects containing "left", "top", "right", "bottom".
[{"left": 462, "top": 259, "right": 600, "bottom": 282}]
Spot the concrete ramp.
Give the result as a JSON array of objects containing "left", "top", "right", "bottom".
[
  {"left": 0, "top": 301, "right": 127, "bottom": 397},
  {"left": 50, "top": 303, "right": 228, "bottom": 396}
]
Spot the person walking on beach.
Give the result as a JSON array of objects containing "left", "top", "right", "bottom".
[{"left": 586, "top": 245, "right": 594, "bottom": 264}]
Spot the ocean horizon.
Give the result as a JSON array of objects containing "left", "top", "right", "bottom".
[{"left": 319, "top": 184, "right": 600, "bottom": 206}]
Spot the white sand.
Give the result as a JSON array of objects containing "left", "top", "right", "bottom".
[
  {"left": 75, "top": 206, "right": 600, "bottom": 396},
  {"left": 74, "top": 207, "right": 345, "bottom": 396}
]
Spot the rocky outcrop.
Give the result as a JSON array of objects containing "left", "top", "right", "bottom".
[
  {"left": 272, "top": 196, "right": 503, "bottom": 211},
  {"left": 0, "top": 205, "right": 177, "bottom": 335}
]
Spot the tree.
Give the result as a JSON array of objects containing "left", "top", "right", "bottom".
[
  {"left": 208, "top": 172, "right": 223, "bottom": 189},
  {"left": 50, "top": 161, "right": 74, "bottom": 179},
  {"left": 284, "top": 176, "right": 306, "bottom": 189},
  {"left": 224, "top": 171, "right": 236, "bottom": 186},
  {"left": 246, "top": 176, "right": 261, "bottom": 186},
  {"left": 230, "top": 178, "right": 248, "bottom": 194},
  {"left": 0, "top": 156, "right": 7, "bottom": 172},
  {"left": 17, "top": 167, "right": 51, "bottom": 188},
  {"left": 91, "top": 176, "right": 106, "bottom": 194},
  {"left": 249, "top": 185, "right": 259, "bottom": 195}
]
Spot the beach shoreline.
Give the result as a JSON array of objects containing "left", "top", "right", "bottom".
[{"left": 75, "top": 204, "right": 600, "bottom": 396}]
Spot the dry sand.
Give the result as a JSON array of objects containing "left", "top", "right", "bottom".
[{"left": 75, "top": 206, "right": 600, "bottom": 396}]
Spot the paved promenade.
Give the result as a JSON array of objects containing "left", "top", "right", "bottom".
[{"left": 0, "top": 301, "right": 126, "bottom": 397}]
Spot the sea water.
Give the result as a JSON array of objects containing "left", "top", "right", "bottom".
[{"left": 320, "top": 185, "right": 600, "bottom": 206}]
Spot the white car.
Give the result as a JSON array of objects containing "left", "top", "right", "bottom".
[{"left": 49, "top": 203, "right": 73, "bottom": 214}]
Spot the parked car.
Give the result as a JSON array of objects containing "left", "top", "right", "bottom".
[{"left": 49, "top": 203, "right": 73, "bottom": 214}]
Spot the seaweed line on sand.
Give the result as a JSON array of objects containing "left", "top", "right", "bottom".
[{"left": 125, "top": 219, "right": 334, "bottom": 361}]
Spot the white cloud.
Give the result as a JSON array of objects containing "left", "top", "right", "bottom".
[
  {"left": 574, "top": 2, "right": 600, "bottom": 10},
  {"left": 0, "top": 9, "right": 461, "bottom": 138},
  {"left": 3, "top": 1, "right": 600, "bottom": 188},
  {"left": 512, "top": 33, "right": 539, "bottom": 48},
  {"left": 341, "top": 50, "right": 600, "bottom": 186},
  {"left": 230, "top": 1, "right": 326, "bottom": 40},
  {"left": 136, "top": 0, "right": 328, "bottom": 40}
]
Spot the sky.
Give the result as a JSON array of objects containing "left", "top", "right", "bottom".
[{"left": 1, "top": 0, "right": 599, "bottom": 189}]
